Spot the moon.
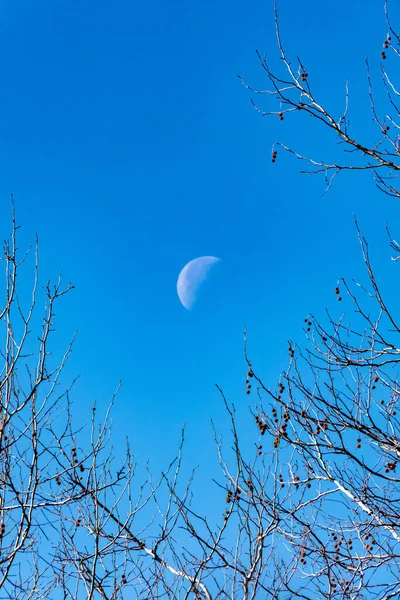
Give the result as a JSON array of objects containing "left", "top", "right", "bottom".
[{"left": 177, "top": 256, "right": 220, "bottom": 310}]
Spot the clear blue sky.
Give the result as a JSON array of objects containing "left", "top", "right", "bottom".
[{"left": 1, "top": 0, "right": 399, "bottom": 497}]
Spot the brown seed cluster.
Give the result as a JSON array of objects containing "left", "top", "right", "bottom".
[
  {"left": 245, "top": 371, "right": 253, "bottom": 395},
  {"left": 331, "top": 533, "right": 346, "bottom": 561},
  {"left": 304, "top": 318, "right": 312, "bottom": 332},
  {"left": 255, "top": 414, "right": 267, "bottom": 436},
  {"left": 364, "top": 532, "right": 375, "bottom": 552},
  {"left": 301, "top": 70, "right": 308, "bottom": 82},
  {"left": 0, "top": 522, "right": 5, "bottom": 539},
  {"left": 281, "top": 407, "right": 290, "bottom": 437},
  {"left": 272, "top": 149, "right": 278, "bottom": 163},
  {"left": 321, "top": 418, "right": 328, "bottom": 432},
  {"left": 347, "top": 538, "right": 353, "bottom": 551},
  {"left": 382, "top": 35, "right": 391, "bottom": 59},
  {"left": 121, "top": 574, "right": 127, "bottom": 585},
  {"left": 356, "top": 437, "right": 361, "bottom": 449},
  {"left": 288, "top": 345, "right": 294, "bottom": 358},
  {"left": 385, "top": 461, "right": 397, "bottom": 473},
  {"left": 271, "top": 405, "right": 286, "bottom": 449},
  {"left": 278, "top": 473, "right": 284, "bottom": 488},
  {"left": 335, "top": 286, "right": 342, "bottom": 301},
  {"left": 226, "top": 490, "right": 232, "bottom": 503},
  {"left": 278, "top": 111, "right": 284, "bottom": 121},
  {"left": 299, "top": 544, "right": 307, "bottom": 565}
]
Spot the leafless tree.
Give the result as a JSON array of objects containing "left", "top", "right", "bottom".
[
  {"left": 0, "top": 201, "right": 213, "bottom": 598},
  {"left": 0, "top": 200, "right": 290, "bottom": 599},
  {"left": 227, "top": 1, "right": 400, "bottom": 598},
  {"left": 239, "top": 0, "right": 400, "bottom": 197},
  {"left": 0, "top": 199, "right": 293, "bottom": 599}
]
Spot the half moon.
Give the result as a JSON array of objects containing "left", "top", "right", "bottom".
[{"left": 177, "top": 256, "right": 220, "bottom": 310}]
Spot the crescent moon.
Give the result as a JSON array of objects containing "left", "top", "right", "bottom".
[{"left": 177, "top": 256, "right": 220, "bottom": 310}]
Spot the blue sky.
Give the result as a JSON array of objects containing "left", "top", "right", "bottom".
[{"left": 1, "top": 0, "right": 399, "bottom": 496}]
